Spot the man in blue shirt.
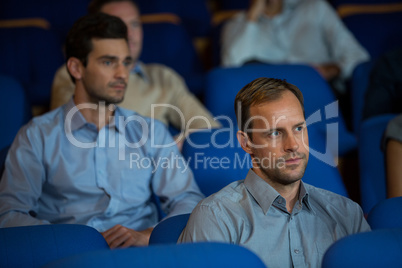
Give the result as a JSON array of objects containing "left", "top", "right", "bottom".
[
  {"left": 179, "top": 78, "right": 370, "bottom": 267},
  {"left": 0, "top": 13, "right": 203, "bottom": 248}
]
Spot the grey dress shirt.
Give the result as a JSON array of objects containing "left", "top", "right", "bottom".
[
  {"left": 0, "top": 99, "right": 204, "bottom": 230},
  {"left": 179, "top": 169, "right": 370, "bottom": 268}
]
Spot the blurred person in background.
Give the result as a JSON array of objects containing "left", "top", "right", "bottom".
[{"left": 52, "top": 0, "right": 220, "bottom": 143}]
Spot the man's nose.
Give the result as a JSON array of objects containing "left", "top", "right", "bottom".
[
  {"left": 115, "top": 63, "right": 128, "bottom": 79},
  {"left": 284, "top": 134, "right": 299, "bottom": 152}
]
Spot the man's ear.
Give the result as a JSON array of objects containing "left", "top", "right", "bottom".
[
  {"left": 237, "top": 130, "right": 253, "bottom": 154},
  {"left": 67, "top": 57, "right": 84, "bottom": 81}
]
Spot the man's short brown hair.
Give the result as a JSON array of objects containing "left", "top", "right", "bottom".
[{"left": 234, "top": 77, "right": 305, "bottom": 137}]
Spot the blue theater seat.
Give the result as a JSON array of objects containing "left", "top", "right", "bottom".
[
  {"left": 359, "top": 114, "right": 397, "bottom": 214},
  {"left": 149, "top": 213, "right": 190, "bottom": 244},
  {"left": 0, "top": 26, "right": 63, "bottom": 106},
  {"left": 205, "top": 64, "right": 357, "bottom": 156},
  {"left": 0, "top": 224, "right": 109, "bottom": 268},
  {"left": 322, "top": 228, "right": 402, "bottom": 268},
  {"left": 0, "top": 75, "right": 31, "bottom": 149},
  {"left": 43, "top": 242, "right": 267, "bottom": 268},
  {"left": 367, "top": 196, "right": 402, "bottom": 230},
  {"left": 140, "top": 20, "right": 205, "bottom": 96}
]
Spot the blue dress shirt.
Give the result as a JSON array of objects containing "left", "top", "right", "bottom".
[
  {"left": 0, "top": 99, "right": 204, "bottom": 231},
  {"left": 179, "top": 169, "right": 370, "bottom": 268}
]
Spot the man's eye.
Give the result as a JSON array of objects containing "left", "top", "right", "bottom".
[
  {"left": 103, "top": 61, "right": 112, "bottom": 66},
  {"left": 123, "top": 61, "right": 133, "bottom": 67},
  {"left": 270, "top": 131, "right": 279, "bottom": 137},
  {"left": 295, "top": 126, "right": 303, "bottom": 132}
]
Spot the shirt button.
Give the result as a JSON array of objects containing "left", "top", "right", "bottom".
[
  {"left": 294, "top": 249, "right": 300, "bottom": 254},
  {"left": 278, "top": 199, "right": 282, "bottom": 204}
]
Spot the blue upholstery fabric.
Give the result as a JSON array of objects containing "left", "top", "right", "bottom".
[
  {"left": 149, "top": 213, "right": 190, "bottom": 244},
  {"left": 302, "top": 127, "right": 349, "bottom": 197},
  {"left": 0, "top": 75, "right": 31, "bottom": 149},
  {"left": 0, "top": 224, "right": 109, "bottom": 268},
  {"left": 136, "top": 0, "right": 211, "bottom": 37},
  {"left": 0, "top": 0, "right": 89, "bottom": 45},
  {"left": 181, "top": 129, "right": 250, "bottom": 197},
  {"left": 0, "top": 27, "right": 64, "bottom": 106},
  {"left": 140, "top": 22, "right": 205, "bottom": 96},
  {"left": 342, "top": 11, "right": 402, "bottom": 59},
  {"left": 182, "top": 128, "right": 348, "bottom": 197},
  {"left": 367, "top": 197, "right": 402, "bottom": 230},
  {"left": 205, "top": 64, "right": 357, "bottom": 156},
  {"left": 359, "top": 114, "right": 397, "bottom": 214},
  {"left": 351, "top": 60, "right": 374, "bottom": 133},
  {"left": 43, "top": 242, "right": 267, "bottom": 268},
  {"left": 220, "top": 0, "right": 249, "bottom": 10},
  {"left": 322, "top": 228, "right": 402, "bottom": 268}
]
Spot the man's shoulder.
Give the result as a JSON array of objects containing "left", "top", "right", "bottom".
[
  {"left": 30, "top": 107, "right": 64, "bottom": 129},
  {"left": 197, "top": 180, "right": 246, "bottom": 209},
  {"left": 304, "top": 183, "right": 361, "bottom": 210},
  {"left": 141, "top": 63, "right": 184, "bottom": 82},
  {"left": 15, "top": 107, "right": 64, "bottom": 143}
]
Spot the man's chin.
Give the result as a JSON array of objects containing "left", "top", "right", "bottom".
[{"left": 103, "top": 96, "right": 124, "bottom": 106}]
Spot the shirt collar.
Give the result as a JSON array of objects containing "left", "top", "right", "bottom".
[
  {"left": 244, "top": 169, "right": 313, "bottom": 215},
  {"left": 63, "top": 98, "right": 123, "bottom": 133},
  {"left": 299, "top": 182, "right": 314, "bottom": 214}
]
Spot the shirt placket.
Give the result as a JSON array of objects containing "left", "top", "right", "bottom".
[
  {"left": 288, "top": 201, "right": 306, "bottom": 268},
  {"left": 95, "top": 127, "right": 118, "bottom": 219}
]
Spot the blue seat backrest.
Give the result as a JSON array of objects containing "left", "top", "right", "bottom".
[
  {"left": 0, "top": 75, "right": 31, "bottom": 149},
  {"left": 0, "top": 224, "right": 109, "bottom": 268},
  {"left": 351, "top": 60, "right": 374, "bottom": 134},
  {"left": 205, "top": 64, "right": 357, "bottom": 156},
  {"left": 136, "top": 0, "right": 211, "bottom": 37},
  {"left": 181, "top": 129, "right": 250, "bottom": 196},
  {"left": 43, "top": 242, "right": 267, "bottom": 268},
  {"left": 140, "top": 22, "right": 204, "bottom": 95},
  {"left": 358, "top": 114, "right": 397, "bottom": 214},
  {"left": 0, "top": 27, "right": 64, "bottom": 106},
  {"left": 367, "top": 196, "right": 402, "bottom": 230},
  {"left": 149, "top": 213, "right": 190, "bottom": 244},
  {"left": 322, "top": 228, "right": 402, "bottom": 268},
  {"left": 342, "top": 11, "right": 402, "bottom": 59}
]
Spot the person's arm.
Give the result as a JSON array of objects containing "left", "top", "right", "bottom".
[
  {"left": 386, "top": 139, "right": 402, "bottom": 198},
  {"left": 317, "top": 0, "right": 369, "bottom": 80},
  {"left": 312, "top": 63, "right": 341, "bottom": 81},
  {"left": 150, "top": 121, "right": 204, "bottom": 218},
  {"left": 50, "top": 65, "right": 75, "bottom": 110},
  {"left": 247, "top": 0, "right": 267, "bottom": 22},
  {"left": 221, "top": 11, "right": 265, "bottom": 67},
  {"left": 101, "top": 225, "right": 153, "bottom": 248},
  {"left": 0, "top": 123, "right": 50, "bottom": 227}
]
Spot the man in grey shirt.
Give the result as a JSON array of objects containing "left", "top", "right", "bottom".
[{"left": 178, "top": 78, "right": 370, "bottom": 267}]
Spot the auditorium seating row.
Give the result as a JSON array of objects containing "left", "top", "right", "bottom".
[
  {"left": 1, "top": 196, "right": 402, "bottom": 267},
  {"left": 1, "top": 0, "right": 402, "bottom": 99}
]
